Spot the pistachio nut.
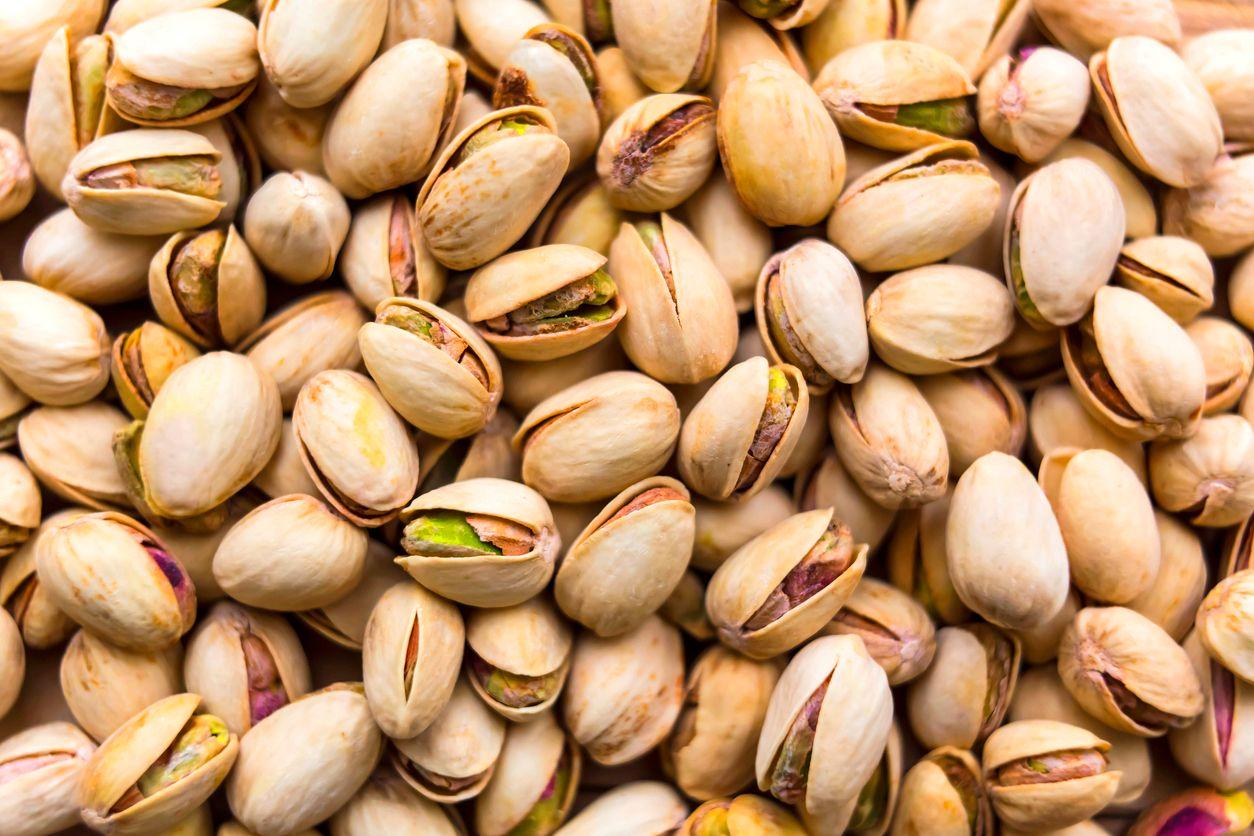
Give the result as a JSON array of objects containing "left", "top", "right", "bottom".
[
  {"left": 149, "top": 226, "right": 266, "bottom": 349},
  {"left": 251, "top": 418, "right": 318, "bottom": 500},
  {"left": 681, "top": 171, "right": 771, "bottom": 314},
  {"left": 1114, "top": 236, "right": 1215, "bottom": 325},
  {"left": 116, "top": 352, "right": 281, "bottom": 524},
  {"left": 358, "top": 580, "right": 462, "bottom": 739},
  {"left": 1005, "top": 157, "right": 1126, "bottom": 328},
  {"left": 1058, "top": 605, "right": 1205, "bottom": 736},
  {"left": 110, "top": 321, "right": 201, "bottom": 420},
  {"left": 154, "top": 498, "right": 246, "bottom": 605},
  {"left": 608, "top": 213, "right": 738, "bottom": 384},
  {"left": 1128, "top": 787, "right": 1254, "bottom": 836},
  {"left": 1161, "top": 150, "right": 1254, "bottom": 257},
  {"left": 1091, "top": 36, "right": 1223, "bottom": 188},
  {"left": 1026, "top": 383, "right": 1146, "bottom": 483},
  {"left": 257, "top": 0, "right": 386, "bottom": 107},
  {"left": 495, "top": 24, "right": 602, "bottom": 169},
  {"left": 1190, "top": 317, "right": 1254, "bottom": 414},
  {"left": 796, "top": 450, "right": 896, "bottom": 554},
  {"left": 891, "top": 747, "right": 992, "bottom": 836},
  {"left": 0, "top": 722, "right": 96, "bottom": 836},
  {"left": 418, "top": 105, "right": 569, "bottom": 270},
  {"left": 465, "top": 594, "right": 571, "bottom": 721},
  {"left": 719, "top": 60, "right": 844, "bottom": 226},
  {"left": 1030, "top": 0, "right": 1179, "bottom": 61},
  {"left": 886, "top": 488, "right": 967, "bottom": 624},
  {"left": 982, "top": 719, "right": 1120, "bottom": 831},
  {"left": 1062, "top": 286, "right": 1207, "bottom": 441},
  {"left": 396, "top": 477, "right": 559, "bottom": 607},
  {"left": 515, "top": 370, "right": 681, "bottom": 502},
  {"left": 823, "top": 577, "right": 937, "bottom": 686},
  {"left": 291, "top": 369, "right": 421, "bottom": 527},
  {"left": 947, "top": 451, "right": 1070, "bottom": 630},
  {"left": 917, "top": 367, "right": 1027, "bottom": 478},
  {"left": 540, "top": 0, "right": 612, "bottom": 44},
  {"left": 1197, "top": 570, "right": 1254, "bottom": 685},
  {"left": 977, "top": 46, "right": 1090, "bottom": 163},
  {"left": 1039, "top": 138, "right": 1158, "bottom": 240},
  {"left": 0, "top": 129, "right": 32, "bottom": 223},
  {"left": 0, "top": 281, "right": 110, "bottom": 407},
  {"left": 103, "top": 0, "right": 258, "bottom": 33},
  {"left": 680, "top": 794, "right": 805, "bottom": 835},
  {"left": 62, "top": 129, "right": 226, "bottom": 235},
  {"left": 829, "top": 362, "right": 950, "bottom": 509},
  {"left": 563, "top": 614, "right": 684, "bottom": 765},
  {"left": 595, "top": 45, "right": 649, "bottom": 122},
  {"left": 558, "top": 476, "right": 694, "bottom": 637},
  {"left": 597, "top": 92, "right": 715, "bottom": 212},
  {"left": 0, "top": 0, "right": 104, "bottom": 93},
  {"left": 1013, "top": 587, "right": 1080, "bottom": 665},
  {"left": 474, "top": 710, "right": 581, "bottom": 836},
  {"left": 1127, "top": 512, "right": 1207, "bottom": 642},
  {"left": 323, "top": 39, "right": 466, "bottom": 198},
  {"left": 754, "top": 239, "right": 868, "bottom": 391},
  {"left": 296, "top": 538, "right": 405, "bottom": 651},
  {"left": 59, "top": 628, "right": 183, "bottom": 743},
  {"left": 814, "top": 39, "right": 975, "bottom": 152},
  {"left": 801, "top": 0, "right": 904, "bottom": 75},
  {"left": 530, "top": 174, "right": 625, "bottom": 255},
  {"left": 241, "top": 75, "right": 331, "bottom": 175},
  {"left": 906, "top": 623, "right": 1021, "bottom": 750},
  {"left": 559, "top": 781, "right": 688, "bottom": 835},
  {"left": 226, "top": 684, "right": 384, "bottom": 835},
  {"left": 709, "top": 2, "right": 809, "bottom": 102},
  {"left": 455, "top": 0, "right": 551, "bottom": 83},
  {"left": 0, "top": 453, "right": 38, "bottom": 559},
  {"left": 416, "top": 408, "right": 523, "bottom": 492},
  {"left": 189, "top": 115, "right": 261, "bottom": 226},
  {"left": 949, "top": 150, "right": 1016, "bottom": 275},
  {"left": 1149, "top": 414, "right": 1254, "bottom": 529},
  {"left": 0, "top": 609, "right": 21, "bottom": 721},
  {"left": 0, "top": 514, "right": 77, "bottom": 649},
  {"left": 341, "top": 192, "right": 446, "bottom": 312},
  {"left": 241, "top": 171, "right": 349, "bottom": 283},
  {"left": 77, "top": 694, "right": 235, "bottom": 835},
  {"left": 1169, "top": 630, "right": 1254, "bottom": 790},
  {"left": 834, "top": 141, "right": 1000, "bottom": 271},
  {"left": 756, "top": 634, "right": 893, "bottom": 818},
  {"left": 1183, "top": 30, "right": 1254, "bottom": 143},
  {"left": 332, "top": 768, "right": 466, "bottom": 836},
  {"left": 802, "top": 720, "right": 901, "bottom": 836},
  {"left": 223, "top": 821, "right": 320, "bottom": 836},
  {"left": 105, "top": 8, "right": 259, "bottom": 127},
  {"left": 0, "top": 372, "right": 30, "bottom": 451},
  {"left": 692, "top": 486, "right": 793, "bottom": 572},
  {"left": 390, "top": 676, "right": 505, "bottom": 803},
  {"left": 611, "top": 0, "right": 715, "bottom": 93},
  {"left": 384, "top": 0, "right": 456, "bottom": 48}
]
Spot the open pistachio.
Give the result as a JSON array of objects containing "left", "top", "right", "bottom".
[
  {"left": 1183, "top": 30, "right": 1254, "bottom": 143},
  {"left": 474, "top": 710, "right": 581, "bottom": 836},
  {"left": 1128, "top": 787, "right": 1254, "bottom": 836},
  {"left": 709, "top": 508, "right": 867, "bottom": 659},
  {"left": 0, "top": 453, "right": 38, "bottom": 560},
  {"left": 1027, "top": 383, "right": 1146, "bottom": 483},
  {"left": 977, "top": 46, "right": 1089, "bottom": 163},
  {"left": 189, "top": 115, "right": 260, "bottom": 227},
  {"left": 241, "top": 75, "right": 330, "bottom": 175},
  {"left": 257, "top": 0, "right": 386, "bottom": 108},
  {"left": 1197, "top": 570, "right": 1254, "bottom": 685},
  {"left": 681, "top": 794, "right": 804, "bottom": 835},
  {"left": 341, "top": 192, "right": 446, "bottom": 312},
  {"left": 1150, "top": 415, "right": 1254, "bottom": 528},
  {"left": 918, "top": 367, "right": 1027, "bottom": 477},
  {"left": 892, "top": 747, "right": 992, "bottom": 836},
  {"left": 541, "top": 0, "right": 612, "bottom": 44},
  {"left": 558, "top": 476, "right": 694, "bottom": 637},
  {"left": 597, "top": 92, "right": 715, "bottom": 212},
  {"left": 1188, "top": 317, "right": 1254, "bottom": 415},
  {"left": 465, "top": 594, "right": 571, "bottom": 721},
  {"left": 559, "top": 781, "right": 688, "bottom": 835},
  {"left": 60, "top": 628, "right": 183, "bottom": 743},
  {"left": 1114, "top": 236, "right": 1215, "bottom": 325},
  {"left": 814, "top": 39, "right": 975, "bottom": 152},
  {"left": 796, "top": 449, "right": 896, "bottom": 554},
  {"left": 1169, "top": 631, "right": 1254, "bottom": 790},
  {"left": 292, "top": 369, "right": 421, "bottom": 527},
  {"left": 418, "top": 105, "right": 570, "bottom": 270},
  {"left": 0, "top": 609, "right": 21, "bottom": 721},
  {"left": 823, "top": 577, "right": 936, "bottom": 686},
  {"left": 111, "top": 321, "right": 201, "bottom": 420},
  {"left": 805, "top": 720, "right": 901, "bottom": 836},
  {"left": 297, "top": 539, "right": 405, "bottom": 651},
  {"left": 0, "top": 722, "right": 96, "bottom": 836},
  {"left": 1162, "top": 150, "right": 1254, "bottom": 259},
  {"left": 906, "top": 0, "right": 1029, "bottom": 79},
  {"left": 391, "top": 676, "right": 505, "bottom": 803},
  {"left": 241, "top": 171, "right": 349, "bottom": 284},
  {"left": 1, "top": 0, "right": 104, "bottom": 93},
  {"left": 0, "top": 373, "right": 29, "bottom": 452},
  {"left": 907, "top": 623, "right": 1020, "bottom": 750},
  {"left": 1031, "top": 0, "right": 1178, "bottom": 61},
  {"left": 0, "top": 281, "right": 110, "bottom": 408},
  {"left": 19, "top": 403, "right": 129, "bottom": 512},
  {"left": 0, "top": 513, "right": 76, "bottom": 649},
  {"left": 1058, "top": 606, "right": 1204, "bottom": 737},
  {"left": 611, "top": 0, "right": 714, "bottom": 93},
  {"left": 397, "top": 477, "right": 559, "bottom": 607},
  {"left": 333, "top": 768, "right": 466, "bottom": 836}
]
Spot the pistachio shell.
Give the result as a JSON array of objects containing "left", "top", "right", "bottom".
[
  {"left": 595, "top": 45, "right": 649, "bottom": 122},
  {"left": 1126, "top": 512, "right": 1207, "bottom": 642},
  {"left": 0, "top": 0, "right": 104, "bottom": 92},
  {"left": 242, "top": 171, "right": 350, "bottom": 283},
  {"left": 531, "top": 174, "right": 626, "bottom": 255},
  {"left": 906, "top": 0, "right": 1030, "bottom": 79},
  {"left": 242, "top": 76, "right": 332, "bottom": 176},
  {"left": 257, "top": 0, "right": 387, "bottom": 108},
  {"left": 796, "top": 450, "right": 896, "bottom": 554},
  {"left": 1027, "top": 384, "right": 1146, "bottom": 483},
  {"left": 1197, "top": 570, "right": 1254, "bottom": 685},
  {"left": 598, "top": 92, "right": 716, "bottom": 212},
  {"left": 710, "top": 2, "right": 810, "bottom": 102},
  {"left": 557, "top": 782, "right": 689, "bottom": 835},
  {"left": 252, "top": 418, "right": 320, "bottom": 501},
  {"left": 1169, "top": 631, "right": 1254, "bottom": 790},
  {"left": 886, "top": 488, "right": 968, "bottom": 625},
  {"left": 1187, "top": 317, "right": 1253, "bottom": 415},
  {"left": 59, "top": 629, "right": 183, "bottom": 742},
  {"left": 1038, "top": 138, "right": 1157, "bottom": 240},
  {"left": 332, "top": 769, "right": 465, "bottom": 836},
  {"left": 465, "top": 595, "right": 571, "bottom": 721},
  {"left": 474, "top": 710, "right": 581, "bottom": 835},
  {"left": 1149, "top": 415, "right": 1254, "bottom": 528},
  {"left": 296, "top": 539, "right": 405, "bottom": 651},
  {"left": 1114, "top": 236, "right": 1214, "bottom": 325},
  {"left": 384, "top": 0, "right": 457, "bottom": 48},
  {"left": 683, "top": 171, "right": 772, "bottom": 313},
  {"left": 0, "top": 722, "right": 95, "bottom": 836},
  {"left": 0, "top": 282, "right": 110, "bottom": 407},
  {"left": 0, "top": 609, "right": 21, "bottom": 720},
  {"left": 1183, "top": 30, "right": 1254, "bottom": 143},
  {"left": 802, "top": 0, "right": 904, "bottom": 74},
  {"left": 390, "top": 677, "right": 505, "bottom": 803},
  {"left": 977, "top": 47, "right": 1090, "bottom": 163},
  {"left": 823, "top": 577, "right": 937, "bottom": 686},
  {"left": 892, "top": 747, "right": 991, "bottom": 836},
  {"left": 1031, "top": 0, "right": 1179, "bottom": 60},
  {"left": 917, "top": 367, "right": 1027, "bottom": 478},
  {"left": 456, "top": 0, "right": 550, "bottom": 82},
  {"left": 23, "top": 208, "right": 161, "bottom": 306},
  {"left": 0, "top": 514, "right": 76, "bottom": 649},
  {"left": 692, "top": 486, "right": 794, "bottom": 572},
  {"left": 611, "top": 0, "right": 715, "bottom": 93},
  {"left": 341, "top": 192, "right": 446, "bottom": 311},
  {"left": 1162, "top": 151, "right": 1254, "bottom": 258}
]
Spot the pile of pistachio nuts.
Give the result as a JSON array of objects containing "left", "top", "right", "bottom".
[{"left": 0, "top": 0, "right": 1253, "bottom": 834}]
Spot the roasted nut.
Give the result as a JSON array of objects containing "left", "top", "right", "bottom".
[
  {"left": 1183, "top": 30, "right": 1254, "bottom": 143},
  {"left": 1196, "top": 570, "right": 1254, "bottom": 686},
  {"left": 241, "top": 171, "right": 350, "bottom": 284},
  {"left": 802, "top": 0, "right": 903, "bottom": 73},
  {"left": 906, "top": 623, "right": 1020, "bottom": 750},
  {"left": 611, "top": 0, "right": 715, "bottom": 93},
  {"left": 1114, "top": 236, "right": 1215, "bottom": 325},
  {"left": 1128, "top": 787, "right": 1254, "bottom": 836},
  {"left": 886, "top": 488, "right": 968, "bottom": 625},
  {"left": 598, "top": 93, "right": 716, "bottom": 212},
  {"left": 1168, "top": 630, "right": 1254, "bottom": 790},
  {"left": 296, "top": 539, "right": 405, "bottom": 651},
  {"left": 1039, "top": 138, "right": 1158, "bottom": 240},
  {"left": 0, "top": 129, "right": 34, "bottom": 223},
  {"left": 710, "top": 2, "right": 809, "bottom": 102},
  {"left": 1031, "top": 0, "right": 1178, "bottom": 61},
  {"left": 892, "top": 746, "right": 992, "bottom": 836},
  {"left": 465, "top": 595, "right": 571, "bottom": 721},
  {"left": 906, "top": 0, "right": 1030, "bottom": 79},
  {"left": 0, "top": 608, "right": 21, "bottom": 721},
  {"left": 1128, "top": 512, "right": 1207, "bottom": 642},
  {"left": 680, "top": 793, "right": 805, "bottom": 835},
  {"left": 0, "top": 722, "right": 96, "bottom": 836},
  {"left": 560, "top": 781, "right": 688, "bottom": 835},
  {"left": 474, "top": 710, "right": 581, "bottom": 836},
  {"left": 1027, "top": 383, "right": 1146, "bottom": 482},
  {"left": 0, "top": 453, "right": 39, "bottom": 560},
  {"left": 341, "top": 191, "right": 446, "bottom": 312},
  {"left": 241, "top": 75, "right": 331, "bottom": 175},
  {"left": 797, "top": 450, "right": 896, "bottom": 554},
  {"left": 257, "top": 0, "right": 386, "bottom": 108},
  {"left": 917, "top": 367, "right": 1027, "bottom": 477},
  {"left": 111, "top": 321, "right": 201, "bottom": 420},
  {"left": 1187, "top": 317, "right": 1254, "bottom": 415},
  {"left": 1162, "top": 150, "right": 1254, "bottom": 259},
  {"left": 823, "top": 577, "right": 937, "bottom": 686},
  {"left": 60, "top": 628, "right": 182, "bottom": 743},
  {"left": 977, "top": 47, "right": 1089, "bottom": 163},
  {"left": 0, "top": 513, "right": 76, "bottom": 649},
  {"left": 331, "top": 768, "right": 466, "bottom": 836},
  {"left": 0, "top": 282, "right": 110, "bottom": 408},
  {"left": 456, "top": 0, "right": 551, "bottom": 83},
  {"left": 1149, "top": 415, "right": 1254, "bottom": 528}
]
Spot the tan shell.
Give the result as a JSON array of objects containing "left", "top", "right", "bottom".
[
  {"left": 0, "top": 514, "right": 77, "bottom": 648},
  {"left": 257, "top": 0, "right": 387, "bottom": 108},
  {"left": 892, "top": 747, "right": 991, "bottom": 836},
  {"left": 241, "top": 171, "right": 350, "bottom": 284},
  {"left": 332, "top": 769, "right": 465, "bottom": 836},
  {"left": 1127, "top": 512, "right": 1207, "bottom": 642},
  {"left": 296, "top": 539, "right": 406, "bottom": 651},
  {"left": 1187, "top": 317, "right": 1253, "bottom": 415},
  {"left": 795, "top": 452, "right": 894, "bottom": 555},
  {"left": 23, "top": 208, "right": 163, "bottom": 306},
  {"left": 802, "top": 0, "right": 904, "bottom": 75},
  {"left": 465, "top": 595, "right": 572, "bottom": 720},
  {"left": 597, "top": 93, "right": 716, "bottom": 212},
  {"left": 710, "top": 1, "right": 810, "bottom": 102},
  {"left": 242, "top": 76, "right": 332, "bottom": 176},
  {"left": 109, "top": 322, "right": 200, "bottom": 420},
  {"left": 557, "top": 476, "right": 695, "bottom": 637},
  {"left": 396, "top": 477, "right": 559, "bottom": 607},
  {"left": 683, "top": 171, "right": 772, "bottom": 313},
  {"left": 886, "top": 488, "right": 967, "bottom": 625},
  {"left": 474, "top": 710, "right": 581, "bottom": 835},
  {"left": 1169, "top": 630, "right": 1254, "bottom": 790},
  {"left": 0, "top": 0, "right": 104, "bottom": 93},
  {"left": 59, "top": 628, "right": 183, "bottom": 742},
  {"left": 1114, "top": 236, "right": 1214, "bottom": 325},
  {"left": 594, "top": 45, "right": 649, "bottom": 123},
  {"left": 822, "top": 577, "right": 937, "bottom": 686},
  {"left": 948, "top": 150, "right": 1015, "bottom": 275},
  {"left": 560, "top": 782, "right": 688, "bottom": 835},
  {"left": 499, "top": 335, "right": 628, "bottom": 417},
  {"left": 149, "top": 226, "right": 266, "bottom": 349},
  {"left": 692, "top": 486, "right": 793, "bottom": 572},
  {"left": 1197, "top": 570, "right": 1254, "bottom": 685},
  {"left": 530, "top": 173, "right": 626, "bottom": 255},
  {"left": 1031, "top": 0, "right": 1178, "bottom": 61},
  {"left": 0, "top": 452, "right": 39, "bottom": 547},
  {"left": 977, "top": 46, "right": 1089, "bottom": 163},
  {"left": 906, "top": 0, "right": 1030, "bottom": 78},
  {"left": 1162, "top": 151, "right": 1254, "bottom": 259},
  {"left": 917, "top": 367, "right": 1027, "bottom": 478},
  {"left": 1038, "top": 139, "right": 1157, "bottom": 240},
  {"left": 0, "top": 722, "right": 95, "bottom": 836},
  {"left": 341, "top": 192, "right": 446, "bottom": 311},
  {"left": 252, "top": 418, "right": 319, "bottom": 500},
  {"left": 1011, "top": 585, "right": 1080, "bottom": 665},
  {"left": 1150, "top": 415, "right": 1254, "bottom": 528},
  {"left": 611, "top": 0, "right": 715, "bottom": 93},
  {"left": 291, "top": 369, "right": 421, "bottom": 527},
  {"left": 0, "top": 281, "right": 110, "bottom": 407},
  {"left": 1026, "top": 383, "right": 1146, "bottom": 483},
  {"left": 456, "top": 0, "right": 550, "bottom": 82},
  {"left": 1184, "top": 30, "right": 1254, "bottom": 143},
  {"left": 0, "top": 608, "right": 21, "bottom": 721}
]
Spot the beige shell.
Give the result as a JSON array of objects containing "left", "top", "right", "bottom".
[
  {"left": 1037, "top": 139, "right": 1157, "bottom": 240},
  {"left": 0, "top": 513, "right": 77, "bottom": 648},
  {"left": 1187, "top": 317, "right": 1253, "bottom": 415},
  {"left": 1169, "top": 630, "right": 1254, "bottom": 790},
  {"left": 906, "top": 0, "right": 1030, "bottom": 78},
  {"left": 1026, "top": 383, "right": 1146, "bottom": 483},
  {"left": 755, "top": 634, "right": 893, "bottom": 819},
  {"left": 557, "top": 476, "right": 695, "bottom": 637},
  {"left": 1150, "top": 415, "right": 1254, "bottom": 528},
  {"left": 333, "top": 770, "right": 464, "bottom": 835},
  {"left": 1184, "top": 30, "right": 1254, "bottom": 143},
  {"left": 23, "top": 208, "right": 164, "bottom": 306},
  {"left": 1126, "top": 512, "right": 1207, "bottom": 642},
  {"left": 1196, "top": 570, "right": 1254, "bottom": 685},
  {"left": 474, "top": 710, "right": 581, "bottom": 835},
  {"left": 559, "top": 782, "right": 688, "bottom": 835},
  {"left": 297, "top": 539, "right": 405, "bottom": 651},
  {"left": 0, "top": 281, "right": 110, "bottom": 407},
  {"left": 257, "top": 0, "right": 387, "bottom": 108},
  {"left": 917, "top": 367, "right": 1027, "bottom": 478},
  {"left": 611, "top": 0, "right": 715, "bottom": 93},
  {"left": 0, "top": 722, "right": 95, "bottom": 836},
  {"left": 226, "top": 684, "right": 383, "bottom": 835},
  {"left": 515, "top": 370, "right": 681, "bottom": 502},
  {"left": 241, "top": 171, "right": 349, "bottom": 284},
  {"left": 187, "top": 116, "right": 261, "bottom": 227},
  {"left": 886, "top": 488, "right": 967, "bottom": 625},
  {"left": 892, "top": 747, "right": 991, "bottom": 836},
  {"left": 0, "top": 0, "right": 104, "bottom": 93},
  {"left": 947, "top": 451, "right": 1069, "bottom": 630},
  {"left": 0, "top": 452, "right": 39, "bottom": 548},
  {"left": 499, "top": 335, "right": 628, "bottom": 417},
  {"left": 362, "top": 581, "right": 464, "bottom": 739},
  {"left": 341, "top": 192, "right": 446, "bottom": 311},
  {"left": 531, "top": 173, "right": 626, "bottom": 255},
  {"left": 291, "top": 369, "right": 421, "bottom": 527},
  {"left": 823, "top": 577, "right": 937, "bottom": 686},
  {"left": 598, "top": 93, "right": 715, "bottom": 212},
  {"left": 563, "top": 614, "right": 685, "bottom": 766},
  {"left": 1031, "top": 0, "right": 1178, "bottom": 61},
  {"left": 465, "top": 595, "right": 572, "bottom": 720},
  {"left": 252, "top": 418, "right": 319, "bottom": 500},
  {"left": 391, "top": 676, "right": 505, "bottom": 803},
  {"left": 60, "top": 628, "right": 183, "bottom": 742},
  {"left": 1162, "top": 151, "right": 1254, "bottom": 259},
  {"left": 1115, "top": 235, "right": 1215, "bottom": 325},
  {"left": 692, "top": 486, "right": 793, "bottom": 572},
  {"left": 0, "top": 609, "right": 21, "bottom": 721},
  {"left": 684, "top": 171, "right": 772, "bottom": 313},
  {"left": 802, "top": 0, "right": 904, "bottom": 74},
  {"left": 242, "top": 75, "right": 332, "bottom": 176},
  {"left": 455, "top": 0, "right": 550, "bottom": 81},
  {"left": 977, "top": 46, "right": 1090, "bottom": 163},
  {"left": 396, "top": 477, "right": 559, "bottom": 607},
  {"left": 707, "top": 508, "right": 867, "bottom": 660},
  {"left": 796, "top": 450, "right": 896, "bottom": 554},
  {"left": 359, "top": 298, "right": 503, "bottom": 439},
  {"left": 709, "top": 1, "right": 809, "bottom": 102},
  {"left": 323, "top": 39, "right": 466, "bottom": 198}
]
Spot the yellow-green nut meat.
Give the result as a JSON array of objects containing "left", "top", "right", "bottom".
[
  {"left": 0, "top": 722, "right": 96, "bottom": 836},
  {"left": 465, "top": 595, "right": 572, "bottom": 722}
]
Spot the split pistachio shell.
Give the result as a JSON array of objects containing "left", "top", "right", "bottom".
[
  {"left": 323, "top": 39, "right": 466, "bottom": 199},
  {"left": 341, "top": 192, "right": 446, "bottom": 312},
  {"left": 886, "top": 489, "right": 967, "bottom": 625},
  {"left": 692, "top": 486, "right": 793, "bottom": 572},
  {"left": 947, "top": 451, "right": 1070, "bottom": 630},
  {"left": 1090, "top": 36, "right": 1222, "bottom": 189},
  {"left": 1189, "top": 317, "right": 1254, "bottom": 415},
  {"left": 1114, "top": 236, "right": 1214, "bottom": 325},
  {"left": 1039, "top": 139, "right": 1157, "bottom": 240},
  {"left": 802, "top": 0, "right": 903, "bottom": 74},
  {"left": 823, "top": 577, "right": 937, "bottom": 686},
  {"left": 557, "top": 476, "right": 694, "bottom": 637},
  {"left": 892, "top": 747, "right": 992, "bottom": 836},
  {"left": 906, "top": 623, "right": 1021, "bottom": 750},
  {"left": 18, "top": 402, "right": 129, "bottom": 511},
  {"left": 558, "top": 782, "right": 688, "bottom": 835},
  {"left": 474, "top": 709, "right": 581, "bottom": 836},
  {"left": 1062, "top": 286, "right": 1207, "bottom": 442},
  {"left": 906, "top": 0, "right": 1029, "bottom": 79},
  {"left": 226, "top": 684, "right": 384, "bottom": 836},
  {"left": 611, "top": 0, "right": 715, "bottom": 93},
  {"left": 148, "top": 225, "right": 266, "bottom": 349},
  {"left": 708, "top": 508, "right": 867, "bottom": 659},
  {"left": 1162, "top": 151, "right": 1254, "bottom": 258},
  {"left": 531, "top": 175, "right": 625, "bottom": 255},
  {"left": 1004, "top": 157, "right": 1126, "bottom": 329},
  {"left": 80, "top": 693, "right": 239, "bottom": 835},
  {"left": 63, "top": 129, "right": 226, "bottom": 235},
  {"left": 242, "top": 76, "right": 331, "bottom": 176},
  {"left": 297, "top": 539, "right": 405, "bottom": 651},
  {"left": 1184, "top": 30, "right": 1254, "bottom": 143},
  {"left": 257, "top": 0, "right": 386, "bottom": 108},
  {"left": 417, "top": 105, "right": 569, "bottom": 270},
  {"left": 456, "top": 0, "right": 550, "bottom": 82},
  {"left": 332, "top": 769, "right": 465, "bottom": 836},
  {"left": 1169, "top": 630, "right": 1254, "bottom": 789},
  {"left": 829, "top": 362, "right": 950, "bottom": 510},
  {"left": 832, "top": 141, "right": 999, "bottom": 272},
  {"left": 1197, "top": 570, "right": 1254, "bottom": 685},
  {"left": 0, "top": 722, "right": 95, "bottom": 836},
  {"left": 384, "top": 0, "right": 457, "bottom": 48},
  {"left": 291, "top": 369, "right": 421, "bottom": 527},
  {"left": 598, "top": 93, "right": 715, "bottom": 212},
  {"left": 1031, "top": 0, "right": 1178, "bottom": 61},
  {"left": 1058, "top": 606, "right": 1204, "bottom": 736},
  {"left": 1127, "top": 513, "right": 1207, "bottom": 642},
  {"left": 238, "top": 291, "right": 366, "bottom": 411},
  {"left": 515, "top": 371, "right": 680, "bottom": 502},
  {"left": 756, "top": 634, "right": 893, "bottom": 818},
  {"left": 0, "top": 609, "right": 21, "bottom": 720},
  {"left": 719, "top": 59, "right": 844, "bottom": 226},
  {"left": 0, "top": 453, "right": 38, "bottom": 558},
  {"left": 983, "top": 719, "right": 1120, "bottom": 831},
  {"left": 396, "top": 477, "right": 559, "bottom": 607},
  {"left": 213, "top": 494, "right": 367, "bottom": 611},
  {"left": 563, "top": 614, "right": 685, "bottom": 765},
  {"left": 111, "top": 322, "right": 201, "bottom": 420},
  {"left": 709, "top": 2, "right": 809, "bottom": 102},
  {"left": 755, "top": 238, "right": 868, "bottom": 391},
  {"left": 0, "top": 282, "right": 110, "bottom": 407},
  {"left": 683, "top": 172, "right": 771, "bottom": 313},
  {"left": 1150, "top": 415, "right": 1254, "bottom": 528},
  {"left": 798, "top": 719, "right": 902, "bottom": 835},
  {"left": 814, "top": 40, "right": 975, "bottom": 152},
  {"left": 465, "top": 595, "right": 571, "bottom": 721},
  {"left": 242, "top": 171, "right": 349, "bottom": 283},
  {"left": 1027, "top": 384, "right": 1146, "bottom": 483},
  {"left": 0, "top": 0, "right": 104, "bottom": 93},
  {"left": 0, "top": 515, "right": 77, "bottom": 649},
  {"left": 59, "top": 629, "right": 183, "bottom": 743},
  {"left": 917, "top": 368, "right": 1027, "bottom": 478},
  {"left": 796, "top": 450, "right": 896, "bottom": 554},
  {"left": 977, "top": 47, "right": 1089, "bottom": 163},
  {"left": 252, "top": 418, "right": 319, "bottom": 500}
]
